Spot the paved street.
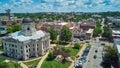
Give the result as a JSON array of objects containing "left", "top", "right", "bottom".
[{"left": 83, "top": 41, "right": 103, "bottom": 68}]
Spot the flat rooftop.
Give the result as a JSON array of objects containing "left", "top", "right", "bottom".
[
  {"left": 86, "top": 29, "right": 94, "bottom": 33},
  {"left": 112, "top": 29, "right": 120, "bottom": 34},
  {"left": 113, "top": 38, "right": 120, "bottom": 53}
]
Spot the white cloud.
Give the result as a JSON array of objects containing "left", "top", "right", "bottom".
[{"left": 20, "top": 0, "right": 33, "bottom": 3}]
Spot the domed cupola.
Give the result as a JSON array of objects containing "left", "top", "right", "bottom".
[
  {"left": 22, "top": 16, "right": 33, "bottom": 23},
  {"left": 21, "top": 16, "right": 36, "bottom": 36}
]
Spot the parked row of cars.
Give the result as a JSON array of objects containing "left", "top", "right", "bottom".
[{"left": 75, "top": 48, "right": 90, "bottom": 68}]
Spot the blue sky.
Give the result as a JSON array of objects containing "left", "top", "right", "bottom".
[{"left": 0, "top": 0, "right": 120, "bottom": 13}]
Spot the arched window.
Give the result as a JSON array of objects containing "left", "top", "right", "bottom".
[{"left": 27, "top": 27, "right": 30, "bottom": 30}]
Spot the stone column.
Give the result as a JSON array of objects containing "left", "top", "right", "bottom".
[
  {"left": 23, "top": 45, "right": 27, "bottom": 60},
  {"left": 35, "top": 41, "right": 38, "bottom": 57}
]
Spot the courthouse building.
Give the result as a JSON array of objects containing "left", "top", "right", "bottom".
[{"left": 2, "top": 16, "right": 50, "bottom": 60}]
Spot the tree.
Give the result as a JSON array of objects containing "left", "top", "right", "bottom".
[
  {"left": 7, "top": 23, "right": 21, "bottom": 33},
  {"left": 11, "top": 23, "right": 21, "bottom": 32},
  {"left": 102, "top": 26, "right": 111, "bottom": 38},
  {"left": 103, "top": 46, "right": 118, "bottom": 63},
  {"left": 74, "top": 43, "right": 80, "bottom": 49},
  {"left": 47, "top": 52, "right": 55, "bottom": 60},
  {"left": 0, "top": 31, "right": 1, "bottom": 35},
  {"left": 60, "top": 26, "right": 72, "bottom": 42},
  {"left": 7, "top": 27, "right": 13, "bottom": 33},
  {"left": 61, "top": 49, "right": 70, "bottom": 62},
  {"left": 53, "top": 47, "right": 70, "bottom": 62},
  {"left": 102, "top": 31, "right": 111, "bottom": 38},
  {"left": 48, "top": 28, "right": 57, "bottom": 40},
  {"left": 93, "top": 27, "right": 102, "bottom": 37}
]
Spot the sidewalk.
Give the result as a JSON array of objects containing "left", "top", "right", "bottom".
[
  {"left": 18, "top": 61, "right": 28, "bottom": 68},
  {"left": 36, "top": 52, "right": 49, "bottom": 68},
  {"left": 69, "top": 43, "right": 87, "bottom": 68},
  {"left": 21, "top": 57, "right": 41, "bottom": 63}
]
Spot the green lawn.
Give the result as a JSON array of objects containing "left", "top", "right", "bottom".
[
  {"left": 41, "top": 46, "right": 81, "bottom": 68},
  {"left": 0, "top": 57, "right": 22, "bottom": 68},
  {"left": 41, "top": 60, "right": 71, "bottom": 68},
  {"left": 64, "top": 47, "right": 81, "bottom": 56},
  {"left": 24, "top": 58, "right": 41, "bottom": 68},
  {"left": 0, "top": 57, "right": 5, "bottom": 63},
  {"left": 0, "top": 46, "right": 3, "bottom": 51},
  {"left": 86, "top": 44, "right": 91, "bottom": 49}
]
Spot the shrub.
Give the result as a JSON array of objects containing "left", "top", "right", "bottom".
[{"left": 74, "top": 43, "right": 80, "bottom": 49}]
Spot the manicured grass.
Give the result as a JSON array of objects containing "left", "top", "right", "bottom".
[
  {"left": 0, "top": 57, "right": 5, "bottom": 63},
  {"left": 51, "top": 40, "right": 59, "bottom": 44},
  {"left": 86, "top": 44, "right": 91, "bottom": 49},
  {"left": 24, "top": 58, "right": 41, "bottom": 68},
  {"left": 64, "top": 47, "right": 81, "bottom": 56},
  {"left": 0, "top": 46, "right": 3, "bottom": 51},
  {"left": 41, "top": 60, "right": 71, "bottom": 68},
  {"left": 41, "top": 46, "right": 81, "bottom": 68},
  {"left": 0, "top": 57, "right": 22, "bottom": 68}
]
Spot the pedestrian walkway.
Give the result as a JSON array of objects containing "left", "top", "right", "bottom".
[
  {"left": 77, "top": 43, "right": 87, "bottom": 56},
  {"left": 22, "top": 56, "right": 41, "bottom": 63},
  {"left": 36, "top": 52, "right": 49, "bottom": 68},
  {"left": 69, "top": 43, "right": 87, "bottom": 68},
  {"left": 19, "top": 61, "right": 28, "bottom": 68}
]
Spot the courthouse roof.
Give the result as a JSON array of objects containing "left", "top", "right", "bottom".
[{"left": 9, "top": 30, "right": 45, "bottom": 41}]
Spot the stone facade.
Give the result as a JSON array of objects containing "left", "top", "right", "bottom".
[{"left": 2, "top": 16, "right": 50, "bottom": 60}]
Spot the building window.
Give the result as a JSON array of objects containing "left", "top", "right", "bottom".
[
  {"left": 29, "top": 45, "right": 30, "bottom": 47},
  {"left": 12, "top": 44, "right": 14, "bottom": 47},
  {"left": 27, "top": 27, "right": 30, "bottom": 30},
  {"left": 21, "top": 51, "right": 23, "bottom": 54},
  {"left": 21, "top": 46, "right": 22, "bottom": 49},
  {"left": 37, "top": 44, "right": 38, "bottom": 46},
  {"left": 26, "top": 50, "right": 28, "bottom": 53},
  {"left": 26, "top": 55, "right": 28, "bottom": 57},
  {"left": 5, "top": 43, "right": 6, "bottom": 45},
  {"left": 37, "top": 48, "right": 38, "bottom": 50}
]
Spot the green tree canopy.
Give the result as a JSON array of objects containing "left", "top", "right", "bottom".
[
  {"left": 93, "top": 27, "right": 102, "bottom": 37},
  {"left": 0, "top": 31, "right": 1, "bottom": 35},
  {"left": 74, "top": 43, "right": 80, "bottom": 49},
  {"left": 60, "top": 26, "right": 72, "bottom": 42},
  {"left": 48, "top": 28, "right": 57, "bottom": 40},
  {"left": 7, "top": 23, "right": 22, "bottom": 33},
  {"left": 103, "top": 46, "right": 118, "bottom": 62},
  {"left": 47, "top": 52, "right": 55, "bottom": 61},
  {"left": 102, "top": 26, "right": 111, "bottom": 38}
]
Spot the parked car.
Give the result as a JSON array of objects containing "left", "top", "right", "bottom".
[
  {"left": 86, "top": 41, "right": 89, "bottom": 43},
  {"left": 101, "top": 43, "right": 105, "bottom": 45}
]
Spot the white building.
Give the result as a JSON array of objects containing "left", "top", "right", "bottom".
[
  {"left": 2, "top": 16, "right": 50, "bottom": 60},
  {"left": 113, "top": 38, "right": 120, "bottom": 67},
  {"left": 111, "top": 28, "right": 120, "bottom": 38},
  {"left": 112, "top": 19, "right": 120, "bottom": 24}
]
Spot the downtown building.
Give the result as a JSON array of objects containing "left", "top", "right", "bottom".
[{"left": 2, "top": 16, "right": 50, "bottom": 60}]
